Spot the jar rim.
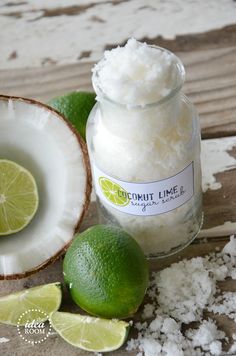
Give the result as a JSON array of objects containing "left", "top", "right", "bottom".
[{"left": 92, "top": 44, "right": 186, "bottom": 110}]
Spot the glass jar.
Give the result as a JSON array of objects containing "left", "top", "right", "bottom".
[{"left": 86, "top": 46, "right": 203, "bottom": 258}]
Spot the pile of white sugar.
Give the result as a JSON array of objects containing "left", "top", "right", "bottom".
[
  {"left": 92, "top": 38, "right": 178, "bottom": 106},
  {"left": 127, "top": 236, "right": 236, "bottom": 356}
]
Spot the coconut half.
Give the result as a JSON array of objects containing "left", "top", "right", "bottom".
[{"left": 0, "top": 95, "right": 91, "bottom": 279}]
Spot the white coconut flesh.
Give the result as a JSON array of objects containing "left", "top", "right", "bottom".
[{"left": 0, "top": 96, "right": 91, "bottom": 278}]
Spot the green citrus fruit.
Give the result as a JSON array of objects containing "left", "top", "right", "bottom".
[
  {"left": 48, "top": 91, "right": 96, "bottom": 141},
  {"left": 0, "top": 283, "right": 62, "bottom": 325},
  {"left": 63, "top": 225, "right": 148, "bottom": 319},
  {"left": 99, "top": 177, "right": 130, "bottom": 206},
  {"left": 0, "top": 159, "right": 39, "bottom": 235},
  {"left": 50, "top": 311, "right": 130, "bottom": 352}
]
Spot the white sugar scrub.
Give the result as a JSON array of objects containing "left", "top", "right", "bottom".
[
  {"left": 127, "top": 237, "right": 236, "bottom": 356},
  {"left": 92, "top": 38, "right": 178, "bottom": 107},
  {"left": 87, "top": 38, "right": 203, "bottom": 257}
]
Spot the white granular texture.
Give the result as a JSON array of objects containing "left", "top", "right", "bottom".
[
  {"left": 126, "top": 237, "right": 236, "bottom": 356},
  {"left": 92, "top": 38, "right": 177, "bottom": 107},
  {"left": 154, "top": 257, "right": 215, "bottom": 323},
  {"left": 186, "top": 320, "right": 225, "bottom": 352},
  {"left": 208, "top": 292, "right": 236, "bottom": 322},
  {"left": 91, "top": 39, "right": 202, "bottom": 256}
]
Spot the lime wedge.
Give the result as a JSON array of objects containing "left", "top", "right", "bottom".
[
  {"left": 0, "top": 283, "right": 62, "bottom": 325},
  {"left": 50, "top": 311, "right": 130, "bottom": 352},
  {"left": 99, "top": 177, "right": 130, "bottom": 207},
  {"left": 0, "top": 159, "right": 39, "bottom": 235}
]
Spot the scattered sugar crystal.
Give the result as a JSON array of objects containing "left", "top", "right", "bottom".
[
  {"left": 155, "top": 257, "right": 215, "bottom": 323},
  {"left": 208, "top": 263, "right": 228, "bottom": 281},
  {"left": 162, "top": 341, "right": 184, "bottom": 356},
  {"left": 126, "top": 236, "right": 236, "bottom": 356},
  {"left": 126, "top": 338, "right": 139, "bottom": 351},
  {"left": 223, "top": 254, "right": 231, "bottom": 263},
  {"left": 230, "top": 268, "right": 236, "bottom": 279},
  {"left": 229, "top": 343, "right": 236, "bottom": 353},
  {"left": 135, "top": 322, "right": 147, "bottom": 331},
  {"left": 149, "top": 317, "right": 163, "bottom": 332},
  {"left": 209, "top": 340, "right": 222, "bottom": 356},
  {"left": 161, "top": 318, "right": 180, "bottom": 334},
  {"left": 208, "top": 292, "right": 236, "bottom": 321},
  {"left": 142, "top": 303, "right": 155, "bottom": 319},
  {"left": 140, "top": 338, "right": 162, "bottom": 356},
  {"left": 230, "top": 334, "right": 236, "bottom": 353},
  {"left": 186, "top": 320, "right": 225, "bottom": 347}
]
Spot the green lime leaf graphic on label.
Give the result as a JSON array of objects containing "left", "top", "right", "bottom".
[{"left": 99, "top": 177, "right": 130, "bottom": 207}]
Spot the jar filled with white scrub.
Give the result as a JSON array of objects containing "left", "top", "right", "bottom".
[{"left": 86, "top": 39, "right": 203, "bottom": 258}]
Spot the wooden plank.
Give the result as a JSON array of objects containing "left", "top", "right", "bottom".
[
  {"left": 0, "top": 134, "right": 235, "bottom": 351},
  {"left": 1, "top": 135, "right": 236, "bottom": 353},
  {"left": 0, "top": 233, "right": 234, "bottom": 355},
  {"left": 1, "top": 1, "right": 236, "bottom": 69},
  {"left": 201, "top": 144, "right": 236, "bottom": 232},
  {"left": 1, "top": 38, "right": 236, "bottom": 355},
  {"left": 1, "top": 46, "right": 236, "bottom": 139}
]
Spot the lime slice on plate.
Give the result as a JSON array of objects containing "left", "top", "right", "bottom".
[
  {"left": 50, "top": 311, "right": 129, "bottom": 352},
  {"left": 0, "top": 159, "right": 39, "bottom": 235},
  {"left": 99, "top": 177, "right": 130, "bottom": 206},
  {"left": 0, "top": 283, "right": 62, "bottom": 325}
]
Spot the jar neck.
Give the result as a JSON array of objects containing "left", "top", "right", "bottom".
[{"left": 97, "top": 91, "right": 182, "bottom": 141}]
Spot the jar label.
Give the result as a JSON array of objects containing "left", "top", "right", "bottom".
[{"left": 93, "top": 162, "right": 194, "bottom": 216}]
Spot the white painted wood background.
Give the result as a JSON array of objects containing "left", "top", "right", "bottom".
[
  {"left": 1, "top": 0, "right": 236, "bottom": 69},
  {"left": 1, "top": 2, "right": 236, "bottom": 355}
]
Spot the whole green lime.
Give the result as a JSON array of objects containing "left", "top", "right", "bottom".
[
  {"left": 63, "top": 225, "right": 149, "bottom": 319},
  {"left": 48, "top": 91, "right": 96, "bottom": 141}
]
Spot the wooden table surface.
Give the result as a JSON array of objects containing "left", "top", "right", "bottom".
[{"left": 1, "top": 1, "right": 236, "bottom": 355}]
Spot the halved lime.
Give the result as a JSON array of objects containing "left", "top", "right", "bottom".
[
  {"left": 99, "top": 177, "right": 130, "bottom": 207},
  {"left": 0, "top": 283, "right": 62, "bottom": 325},
  {"left": 50, "top": 311, "right": 129, "bottom": 352},
  {"left": 0, "top": 159, "right": 39, "bottom": 235}
]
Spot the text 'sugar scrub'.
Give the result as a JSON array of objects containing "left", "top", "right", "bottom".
[{"left": 86, "top": 38, "right": 203, "bottom": 257}]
